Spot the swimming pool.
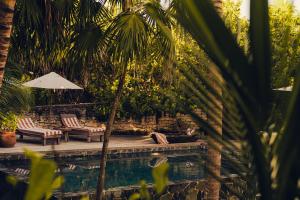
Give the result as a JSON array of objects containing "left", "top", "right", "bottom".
[{"left": 0, "top": 149, "right": 232, "bottom": 196}]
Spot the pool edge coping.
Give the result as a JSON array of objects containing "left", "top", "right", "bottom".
[{"left": 0, "top": 141, "right": 207, "bottom": 160}]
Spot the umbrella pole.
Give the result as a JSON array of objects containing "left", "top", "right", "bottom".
[{"left": 50, "top": 89, "right": 54, "bottom": 125}]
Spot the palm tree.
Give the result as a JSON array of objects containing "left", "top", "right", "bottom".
[
  {"left": 96, "top": 1, "right": 174, "bottom": 199},
  {"left": 173, "top": 0, "right": 300, "bottom": 199},
  {"left": 0, "top": 0, "right": 16, "bottom": 87},
  {"left": 8, "top": 0, "right": 110, "bottom": 88}
]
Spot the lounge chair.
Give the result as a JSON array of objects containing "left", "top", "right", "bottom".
[
  {"left": 60, "top": 114, "right": 105, "bottom": 142},
  {"left": 166, "top": 127, "right": 198, "bottom": 143},
  {"left": 153, "top": 127, "right": 199, "bottom": 143},
  {"left": 166, "top": 134, "right": 198, "bottom": 143},
  {"left": 150, "top": 132, "right": 169, "bottom": 144},
  {"left": 17, "top": 118, "right": 62, "bottom": 145}
]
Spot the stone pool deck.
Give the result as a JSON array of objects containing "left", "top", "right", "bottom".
[{"left": 0, "top": 135, "right": 206, "bottom": 160}]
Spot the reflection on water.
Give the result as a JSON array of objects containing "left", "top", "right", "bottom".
[
  {"left": 0, "top": 151, "right": 211, "bottom": 193},
  {"left": 61, "top": 152, "right": 206, "bottom": 192}
]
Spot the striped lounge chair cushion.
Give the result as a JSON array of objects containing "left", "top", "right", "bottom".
[
  {"left": 62, "top": 115, "right": 105, "bottom": 133},
  {"left": 72, "top": 127, "right": 105, "bottom": 133},
  {"left": 18, "top": 127, "right": 62, "bottom": 137},
  {"left": 152, "top": 132, "right": 169, "bottom": 144},
  {"left": 18, "top": 118, "right": 62, "bottom": 137},
  {"left": 62, "top": 116, "right": 81, "bottom": 128},
  {"left": 17, "top": 118, "right": 36, "bottom": 129}
]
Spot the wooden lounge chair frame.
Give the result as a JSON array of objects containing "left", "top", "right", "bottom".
[
  {"left": 17, "top": 118, "right": 62, "bottom": 146},
  {"left": 60, "top": 114, "right": 104, "bottom": 142}
]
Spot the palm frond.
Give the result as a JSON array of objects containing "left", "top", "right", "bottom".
[
  {"left": 172, "top": 0, "right": 279, "bottom": 199},
  {"left": 276, "top": 69, "right": 300, "bottom": 199},
  {"left": 0, "top": 63, "right": 33, "bottom": 119},
  {"left": 142, "top": 0, "right": 175, "bottom": 61},
  {"left": 249, "top": 0, "right": 272, "bottom": 124},
  {"left": 105, "top": 10, "right": 150, "bottom": 64}
]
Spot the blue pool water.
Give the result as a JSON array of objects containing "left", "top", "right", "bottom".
[{"left": 0, "top": 150, "right": 232, "bottom": 194}]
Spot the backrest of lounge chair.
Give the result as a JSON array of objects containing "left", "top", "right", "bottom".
[
  {"left": 152, "top": 132, "right": 169, "bottom": 144},
  {"left": 17, "top": 118, "right": 36, "bottom": 129},
  {"left": 60, "top": 114, "right": 81, "bottom": 128}
]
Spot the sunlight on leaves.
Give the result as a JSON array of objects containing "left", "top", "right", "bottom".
[
  {"left": 139, "top": 180, "right": 151, "bottom": 200},
  {"left": 128, "top": 181, "right": 151, "bottom": 200},
  {"left": 81, "top": 195, "right": 90, "bottom": 200},
  {"left": 152, "top": 162, "right": 169, "bottom": 194},
  {"left": 129, "top": 193, "right": 141, "bottom": 200},
  {"left": 45, "top": 176, "right": 64, "bottom": 200},
  {"left": 24, "top": 149, "right": 64, "bottom": 200},
  {"left": 6, "top": 175, "right": 18, "bottom": 186}
]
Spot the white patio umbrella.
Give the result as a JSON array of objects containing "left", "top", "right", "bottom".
[
  {"left": 23, "top": 72, "right": 82, "bottom": 90},
  {"left": 273, "top": 86, "right": 293, "bottom": 92},
  {"left": 23, "top": 72, "right": 83, "bottom": 119}
]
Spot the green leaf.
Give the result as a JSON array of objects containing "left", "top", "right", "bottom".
[
  {"left": 276, "top": 69, "right": 300, "bottom": 199},
  {"left": 105, "top": 11, "right": 149, "bottom": 64},
  {"left": 50, "top": 175, "right": 64, "bottom": 190},
  {"left": 6, "top": 175, "right": 18, "bottom": 186},
  {"left": 24, "top": 149, "right": 60, "bottom": 200},
  {"left": 45, "top": 176, "right": 64, "bottom": 200},
  {"left": 129, "top": 193, "right": 141, "bottom": 200},
  {"left": 250, "top": 0, "right": 272, "bottom": 119},
  {"left": 81, "top": 195, "right": 90, "bottom": 200},
  {"left": 139, "top": 180, "right": 151, "bottom": 200},
  {"left": 152, "top": 162, "right": 169, "bottom": 194},
  {"left": 248, "top": 1, "right": 273, "bottom": 198}
]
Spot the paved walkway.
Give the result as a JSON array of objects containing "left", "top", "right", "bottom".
[{"left": 0, "top": 135, "right": 156, "bottom": 154}]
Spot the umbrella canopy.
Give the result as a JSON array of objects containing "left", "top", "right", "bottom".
[
  {"left": 273, "top": 86, "right": 293, "bottom": 92},
  {"left": 23, "top": 72, "right": 82, "bottom": 90}
]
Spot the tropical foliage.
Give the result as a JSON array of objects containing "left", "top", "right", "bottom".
[
  {"left": 94, "top": 1, "right": 174, "bottom": 199},
  {"left": 5, "top": 149, "right": 64, "bottom": 200},
  {"left": 222, "top": 0, "right": 300, "bottom": 88},
  {"left": 0, "top": 61, "right": 32, "bottom": 121},
  {"left": 269, "top": 2, "right": 300, "bottom": 88},
  {"left": 172, "top": 0, "right": 300, "bottom": 199},
  {"left": 9, "top": 0, "right": 299, "bottom": 120},
  {"left": 0, "top": 112, "right": 18, "bottom": 132},
  {"left": 1, "top": 0, "right": 299, "bottom": 199}
]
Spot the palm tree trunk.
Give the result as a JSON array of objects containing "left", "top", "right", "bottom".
[
  {"left": 96, "top": 1, "right": 130, "bottom": 199},
  {"left": 96, "top": 67, "right": 127, "bottom": 200},
  {"left": 206, "top": 2, "right": 223, "bottom": 198},
  {"left": 207, "top": 0, "right": 223, "bottom": 200},
  {"left": 206, "top": 65, "right": 222, "bottom": 200},
  {"left": 0, "top": 0, "right": 16, "bottom": 87}
]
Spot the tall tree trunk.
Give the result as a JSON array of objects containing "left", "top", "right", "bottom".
[
  {"left": 206, "top": 65, "right": 222, "bottom": 200},
  {"left": 96, "top": 1, "right": 129, "bottom": 199},
  {"left": 206, "top": 1, "right": 223, "bottom": 199},
  {"left": 96, "top": 67, "right": 127, "bottom": 200},
  {"left": 0, "top": 0, "right": 16, "bottom": 87}
]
